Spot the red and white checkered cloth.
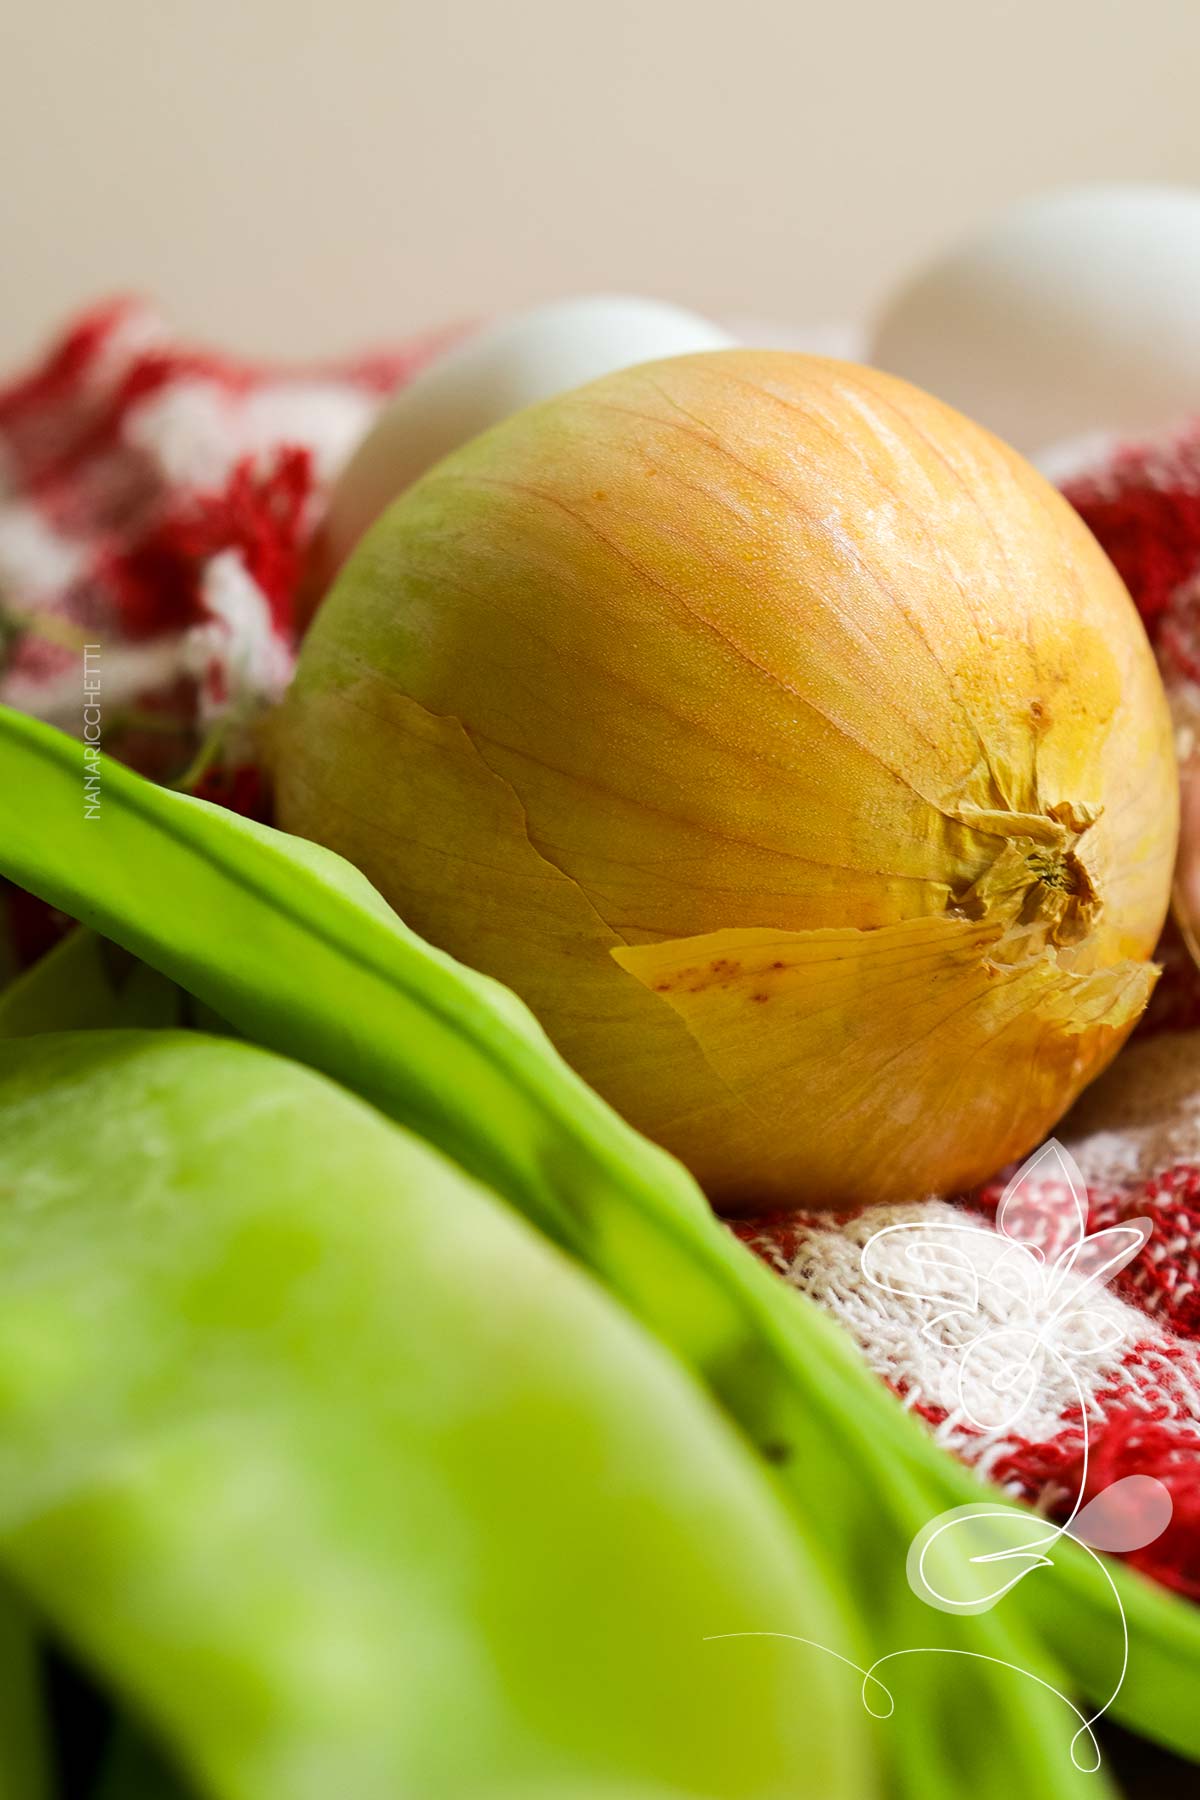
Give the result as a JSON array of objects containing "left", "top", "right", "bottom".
[
  {"left": 4, "top": 301, "right": 1200, "bottom": 1601},
  {"left": 0, "top": 297, "right": 451, "bottom": 804}
]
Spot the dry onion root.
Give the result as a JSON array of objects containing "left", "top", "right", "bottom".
[{"left": 275, "top": 351, "right": 1178, "bottom": 1211}]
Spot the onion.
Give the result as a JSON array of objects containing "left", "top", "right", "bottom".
[
  {"left": 300, "top": 297, "right": 734, "bottom": 624},
  {"left": 275, "top": 351, "right": 1177, "bottom": 1211}
]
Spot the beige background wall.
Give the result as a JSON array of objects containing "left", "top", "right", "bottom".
[{"left": 2, "top": 0, "right": 1199, "bottom": 369}]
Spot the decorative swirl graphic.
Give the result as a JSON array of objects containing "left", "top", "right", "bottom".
[{"left": 711, "top": 1139, "right": 1175, "bottom": 1773}]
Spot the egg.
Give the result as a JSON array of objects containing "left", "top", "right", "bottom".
[
  {"left": 870, "top": 184, "right": 1200, "bottom": 455},
  {"left": 301, "top": 295, "right": 734, "bottom": 620}
]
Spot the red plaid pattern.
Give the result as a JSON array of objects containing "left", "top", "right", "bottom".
[{"left": 0, "top": 296, "right": 447, "bottom": 791}]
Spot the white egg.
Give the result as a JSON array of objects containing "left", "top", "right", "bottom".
[
  {"left": 870, "top": 184, "right": 1200, "bottom": 455},
  {"left": 305, "top": 295, "right": 735, "bottom": 609}
]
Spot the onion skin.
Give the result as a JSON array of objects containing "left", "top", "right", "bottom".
[
  {"left": 1170, "top": 695, "right": 1200, "bottom": 967},
  {"left": 299, "top": 298, "right": 734, "bottom": 629},
  {"left": 275, "top": 352, "right": 1178, "bottom": 1212}
]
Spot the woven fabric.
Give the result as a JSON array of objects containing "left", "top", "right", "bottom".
[
  {"left": 0, "top": 297, "right": 447, "bottom": 802},
  {"left": 4, "top": 301, "right": 1200, "bottom": 1599}
]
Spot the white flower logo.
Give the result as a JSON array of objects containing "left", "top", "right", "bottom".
[
  {"left": 862, "top": 1139, "right": 1173, "bottom": 1769},
  {"left": 862, "top": 1137, "right": 1154, "bottom": 1434},
  {"left": 710, "top": 1140, "right": 1176, "bottom": 1774}
]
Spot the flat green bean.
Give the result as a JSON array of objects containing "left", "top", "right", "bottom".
[
  {"left": 0, "top": 706, "right": 1190, "bottom": 1791},
  {"left": 0, "top": 1030, "right": 864, "bottom": 1800}
]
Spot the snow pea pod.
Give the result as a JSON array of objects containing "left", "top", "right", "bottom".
[
  {"left": 0, "top": 1029, "right": 865, "bottom": 1800},
  {"left": 0, "top": 707, "right": 1192, "bottom": 1786}
]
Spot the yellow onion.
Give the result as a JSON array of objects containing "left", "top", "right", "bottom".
[{"left": 274, "top": 351, "right": 1178, "bottom": 1211}]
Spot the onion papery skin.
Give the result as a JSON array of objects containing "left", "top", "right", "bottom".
[{"left": 275, "top": 352, "right": 1178, "bottom": 1212}]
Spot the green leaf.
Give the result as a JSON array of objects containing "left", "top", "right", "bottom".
[
  {"left": 0, "top": 1030, "right": 866, "bottom": 1800},
  {"left": 0, "top": 707, "right": 1190, "bottom": 1790}
]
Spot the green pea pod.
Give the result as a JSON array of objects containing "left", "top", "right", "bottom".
[
  {"left": 0, "top": 707, "right": 1190, "bottom": 1789},
  {"left": 0, "top": 1029, "right": 867, "bottom": 1800}
]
